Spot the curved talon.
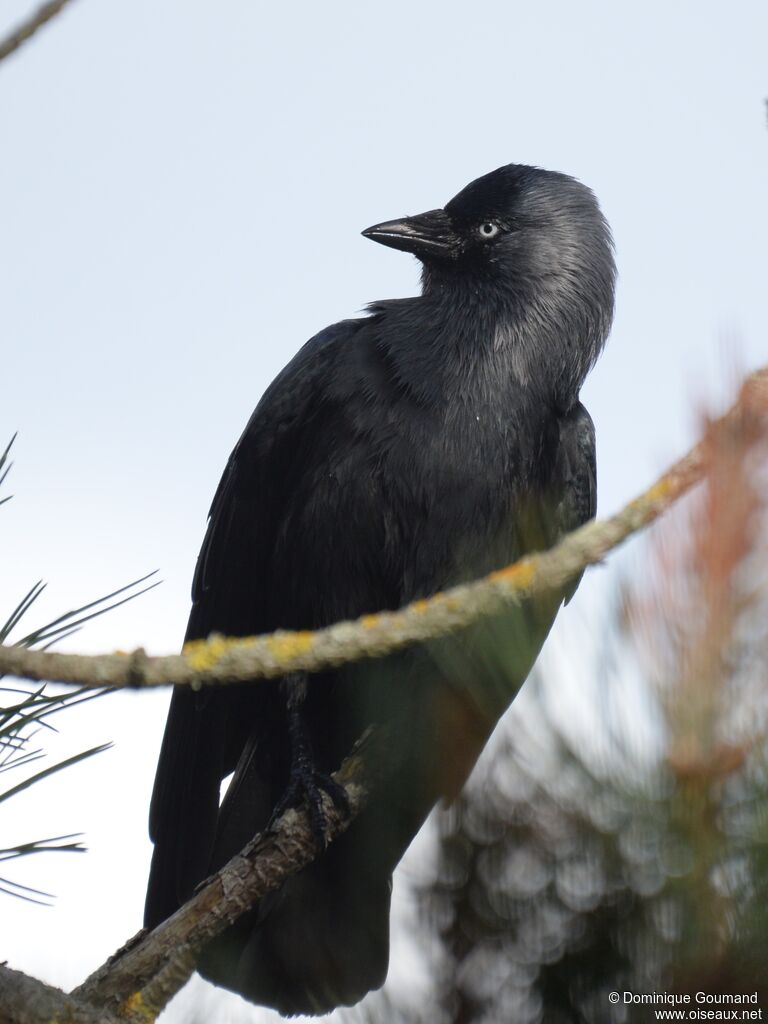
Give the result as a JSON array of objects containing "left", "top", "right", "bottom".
[
  {"left": 270, "top": 769, "right": 349, "bottom": 846},
  {"left": 319, "top": 774, "right": 351, "bottom": 815}
]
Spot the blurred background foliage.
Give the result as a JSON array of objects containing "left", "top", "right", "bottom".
[
  {"left": 353, "top": 411, "right": 768, "bottom": 1023},
  {"left": 0, "top": 437, "right": 157, "bottom": 904}
]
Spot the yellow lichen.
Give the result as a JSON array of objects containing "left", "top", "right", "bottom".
[
  {"left": 266, "top": 630, "right": 314, "bottom": 661},
  {"left": 120, "top": 991, "right": 155, "bottom": 1022},
  {"left": 626, "top": 477, "right": 674, "bottom": 516},
  {"left": 487, "top": 558, "right": 537, "bottom": 589},
  {"left": 183, "top": 634, "right": 237, "bottom": 671},
  {"left": 643, "top": 477, "right": 674, "bottom": 503}
]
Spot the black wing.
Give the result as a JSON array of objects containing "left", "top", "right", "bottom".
[
  {"left": 144, "top": 319, "right": 362, "bottom": 928},
  {"left": 555, "top": 401, "right": 597, "bottom": 603}
]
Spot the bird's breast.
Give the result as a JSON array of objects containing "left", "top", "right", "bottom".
[
  {"left": 272, "top": 389, "right": 557, "bottom": 621},
  {"left": 372, "top": 401, "right": 550, "bottom": 600}
]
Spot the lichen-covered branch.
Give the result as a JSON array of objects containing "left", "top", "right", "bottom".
[
  {"left": 0, "top": 0, "right": 76, "bottom": 64},
  {"left": 0, "top": 736, "right": 374, "bottom": 1023},
  {"left": 71, "top": 732, "right": 375, "bottom": 1018},
  {"left": 0, "top": 962, "right": 121, "bottom": 1024},
  {"left": 1, "top": 366, "right": 766, "bottom": 694}
]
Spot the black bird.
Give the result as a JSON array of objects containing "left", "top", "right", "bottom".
[{"left": 145, "top": 163, "right": 615, "bottom": 1016}]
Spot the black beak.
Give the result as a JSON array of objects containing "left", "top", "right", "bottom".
[{"left": 362, "top": 209, "right": 461, "bottom": 260}]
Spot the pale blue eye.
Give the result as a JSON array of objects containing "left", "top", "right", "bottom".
[{"left": 478, "top": 222, "right": 500, "bottom": 239}]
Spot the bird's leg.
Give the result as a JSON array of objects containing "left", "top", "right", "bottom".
[{"left": 269, "top": 673, "right": 350, "bottom": 845}]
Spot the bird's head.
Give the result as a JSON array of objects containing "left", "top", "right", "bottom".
[
  {"left": 363, "top": 164, "right": 615, "bottom": 397},
  {"left": 363, "top": 163, "right": 615, "bottom": 303}
]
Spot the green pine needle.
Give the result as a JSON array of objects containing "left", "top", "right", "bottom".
[{"left": 1, "top": 434, "right": 160, "bottom": 902}]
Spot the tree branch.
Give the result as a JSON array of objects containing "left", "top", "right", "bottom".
[
  {"left": 71, "top": 731, "right": 375, "bottom": 1018},
  {"left": 0, "top": 365, "right": 766, "bottom": 694},
  {"left": 0, "top": 735, "right": 376, "bottom": 1022},
  {"left": 0, "top": 963, "right": 121, "bottom": 1024},
  {"left": 0, "top": 0, "right": 77, "bottom": 64}
]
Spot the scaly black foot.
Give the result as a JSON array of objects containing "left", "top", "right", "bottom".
[
  {"left": 269, "top": 674, "right": 350, "bottom": 845},
  {"left": 270, "top": 763, "right": 350, "bottom": 846}
]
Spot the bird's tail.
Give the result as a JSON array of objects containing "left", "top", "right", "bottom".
[{"left": 198, "top": 828, "right": 393, "bottom": 1016}]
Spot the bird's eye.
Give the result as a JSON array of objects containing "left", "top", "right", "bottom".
[{"left": 478, "top": 222, "right": 500, "bottom": 239}]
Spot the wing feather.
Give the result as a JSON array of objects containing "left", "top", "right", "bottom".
[{"left": 144, "top": 320, "right": 362, "bottom": 927}]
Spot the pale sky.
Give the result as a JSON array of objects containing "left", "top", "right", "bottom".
[{"left": 1, "top": 1, "right": 767, "bottom": 1021}]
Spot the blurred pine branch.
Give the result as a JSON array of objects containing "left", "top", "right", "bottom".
[
  {"left": 359, "top": 398, "right": 768, "bottom": 1023},
  {"left": 0, "top": 0, "right": 77, "bottom": 65},
  {"left": 0, "top": 436, "right": 159, "bottom": 902}
]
